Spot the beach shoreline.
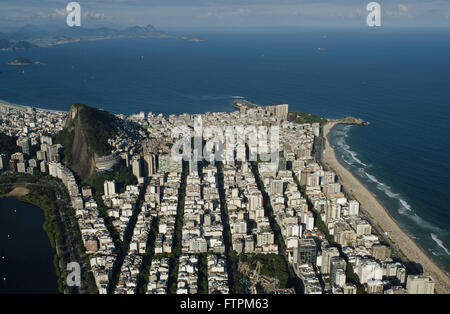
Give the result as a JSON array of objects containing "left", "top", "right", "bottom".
[
  {"left": 0, "top": 100, "right": 68, "bottom": 114},
  {"left": 322, "top": 121, "right": 450, "bottom": 294}
]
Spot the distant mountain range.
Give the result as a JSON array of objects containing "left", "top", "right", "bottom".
[
  {"left": 0, "top": 24, "right": 203, "bottom": 50},
  {"left": 0, "top": 39, "right": 37, "bottom": 50}
]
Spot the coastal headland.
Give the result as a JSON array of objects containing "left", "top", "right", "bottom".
[{"left": 322, "top": 121, "right": 450, "bottom": 293}]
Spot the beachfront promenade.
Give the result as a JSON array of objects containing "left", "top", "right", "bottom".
[{"left": 322, "top": 122, "right": 450, "bottom": 294}]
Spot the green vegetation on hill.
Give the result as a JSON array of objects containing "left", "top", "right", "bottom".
[
  {"left": 74, "top": 104, "right": 117, "bottom": 156},
  {"left": 292, "top": 112, "right": 327, "bottom": 125},
  {"left": 55, "top": 129, "right": 74, "bottom": 165},
  {"left": 343, "top": 117, "right": 358, "bottom": 123},
  {"left": 57, "top": 103, "right": 116, "bottom": 157},
  {"left": 55, "top": 104, "right": 118, "bottom": 179},
  {"left": 85, "top": 161, "right": 136, "bottom": 195},
  {"left": 0, "top": 132, "right": 20, "bottom": 155}
]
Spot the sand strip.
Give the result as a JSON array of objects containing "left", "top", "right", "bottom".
[
  {"left": 322, "top": 122, "right": 450, "bottom": 294},
  {"left": 7, "top": 186, "right": 30, "bottom": 197}
]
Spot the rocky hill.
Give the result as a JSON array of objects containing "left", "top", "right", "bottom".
[
  {"left": 336, "top": 116, "right": 370, "bottom": 125},
  {"left": 0, "top": 132, "right": 20, "bottom": 156},
  {"left": 55, "top": 104, "right": 118, "bottom": 180}
]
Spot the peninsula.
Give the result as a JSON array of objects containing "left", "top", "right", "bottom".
[{"left": 0, "top": 24, "right": 204, "bottom": 50}]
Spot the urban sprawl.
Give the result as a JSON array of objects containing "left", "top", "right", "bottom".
[{"left": 0, "top": 102, "right": 435, "bottom": 294}]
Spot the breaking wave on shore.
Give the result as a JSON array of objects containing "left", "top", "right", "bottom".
[
  {"left": 334, "top": 125, "right": 368, "bottom": 167},
  {"left": 331, "top": 124, "right": 449, "bottom": 258},
  {"left": 431, "top": 234, "right": 450, "bottom": 256},
  {"left": 334, "top": 125, "right": 415, "bottom": 216}
]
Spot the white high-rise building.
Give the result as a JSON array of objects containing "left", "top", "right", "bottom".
[
  {"left": 248, "top": 193, "right": 263, "bottom": 211},
  {"left": 302, "top": 211, "right": 315, "bottom": 231},
  {"left": 356, "top": 260, "right": 383, "bottom": 284},
  {"left": 335, "top": 269, "right": 346, "bottom": 288},
  {"left": 132, "top": 156, "right": 142, "bottom": 179},
  {"left": 48, "top": 162, "right": 58, "bottom": 177},
  {"left": 270, "top": 178, "right": 283, "bottom": 195},
  {"left": 330, "top": 257, "right": 346, "bottom": 286},
  {"left": 321, "top": 246, "right": 340, "bottom": 275},
  {"left": 406, "top": 275, "right": 435, "bottom": 294},
  {"left": 189, "top": 149, "right": 198, "bottom": 176},
  {"left": 104, "top": 180, "right": 116, "bottom": 197},
  {"left": 349, "top": 200, "right": 360, "bottom": 216},
  {"left": 143, "top": 154, "right": 156, "bottom": 177}
]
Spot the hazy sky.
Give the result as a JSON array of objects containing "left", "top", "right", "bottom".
[{"left": 1, "top": 0, "right": 449, "bottom": 29}]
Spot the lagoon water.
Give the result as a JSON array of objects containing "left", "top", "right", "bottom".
[
  {"left": 0, "top": 27, "right": 449, "bottom": 274},
  {"left": 0, "top": 197, "right": 58, "bottom": 293}
]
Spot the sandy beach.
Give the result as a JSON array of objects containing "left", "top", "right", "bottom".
[{"left": 322, "top": 122, "right": 450, "bottom": 294}]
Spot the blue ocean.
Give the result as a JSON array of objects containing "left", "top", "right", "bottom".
[{"left": 0, "top": 27, "right": 449, "bottom": 274}]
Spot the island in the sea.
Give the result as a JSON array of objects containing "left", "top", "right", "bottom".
[{"left": 7, "top": 58, "right": 33, "bottom": 66}]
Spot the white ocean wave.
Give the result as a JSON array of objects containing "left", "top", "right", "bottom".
[
  {"left": 399, "top": 199, "right": 412, "bottom": 212},
  {"left": 364, "top": 172, "right": 400, "bottom": 198},
  {"left": 407, "top": 214, "right": 441, "bottom": 233},
  {"left": 334, "top": 126, "right": 367, "bottom": 167},
  {"left": 431, "top": 233, "right": 450, "bottom": 256},
  {"left": 333, "top": 124, "right": 445, "bottom": 245},
  {"left": 342, "top": 156, "right": 353, "bottom": 166},
  {"left": 364, "top": 171, "right": 436, "bottom": 228},
  {"left": 334, "top": 125, "right": 351, "bottom": 139},
  {"left": 347, "top": 149, "right": 367, "bottom": 167},
  {"left": 336, "top": 131, "right": 412, "bottom": 217}
]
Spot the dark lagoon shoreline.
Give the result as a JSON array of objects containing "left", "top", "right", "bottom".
[{"left": 0, "top": 197, "right": 58, "bottom": 293}]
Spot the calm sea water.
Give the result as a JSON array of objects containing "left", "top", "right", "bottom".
[
  {"left": 0, "top": 197, "right": 58, "bottom": 293},
  {"left": 0, "top": 27, "right": 449, "bottom": 274}
]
